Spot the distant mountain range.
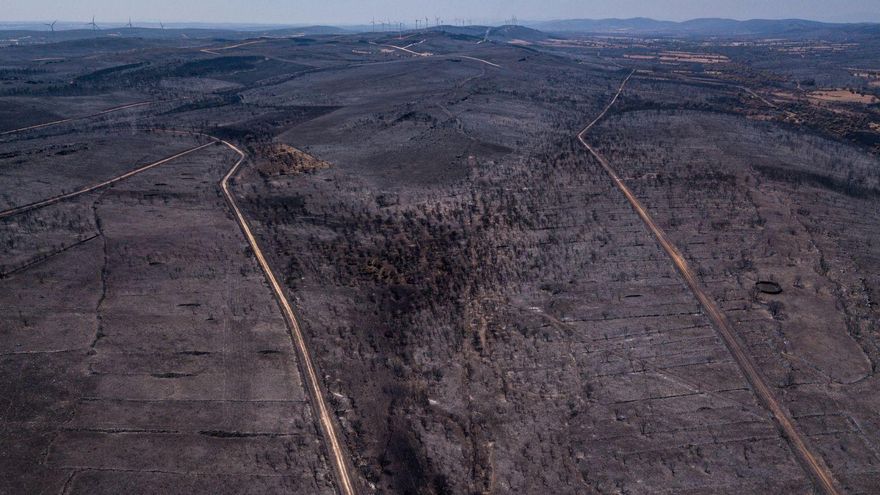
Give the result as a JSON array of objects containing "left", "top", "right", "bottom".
[{"left": 525, "top": 17, "right": 880, "bottom": 37}]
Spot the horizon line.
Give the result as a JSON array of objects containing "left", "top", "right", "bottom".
[{"left": 1, "top": 16, "right": 880, "bottom": 28}]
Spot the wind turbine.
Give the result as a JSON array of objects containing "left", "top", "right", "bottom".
[
  {"left": 127, "top": 17, "right": 133, "bottom": 29},
  {"left": 44, "top": 20, "right": 57, "bottom": 33},
  {"left": 87, "top": 16, "right": 99, "bottom": 31},
  {"left": 159, "top": 21, "right": 165, "bottom": 30}
]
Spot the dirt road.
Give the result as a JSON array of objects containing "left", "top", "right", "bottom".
[
  {"left": 0, "top": 101, "right": 152, "bottom": 136},
  {"left": 378, "top": 40, "right": 501, "bottom": 68},
  {"left": 0, "top": 142, "right": 215, "bottom": 219},
  {"left": 383, "top": 43, "right": 430, "bottom": 57},
  {"left": 219, "top": 140, "right": 358, "bottom": 495},
  {"left": 1, "top": 107, "right": 358, "bottom": 492},
  {"left": 200, "top": 38, "right": 267, "bottom": 55},
  {"left": 458, "top": 55, "right": 501, "bottom": 68},
  {"left": 578, "top": 70, "right": 842, "bottom": 495},
  {"left": 1, "top": 130, "right": 355, "bottom": 493}
]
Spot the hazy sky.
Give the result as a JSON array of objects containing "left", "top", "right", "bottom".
[{"left": 4, "top": 0, "right": 879, "bottom": 24}]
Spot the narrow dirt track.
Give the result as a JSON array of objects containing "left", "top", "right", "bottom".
[
  {"left": 383, "top": 43, "right": 430, "bottom": 56},
  {"left": 218, "top": 140, "right": 358, "bottom": 495},
  {"left": 199, "top": 39, "right": 268, "bottom": 55},
  {"left": 458, "top": 55, "right": 501, "bottom": 68},
  {"left": 376, "top": 39, "right": 502, "bottom": 68},
  {"left": 0, "top": 142, "right": 215, "bottom": 219},
  {"left": 0, "top": 101, "right": 153, "bottom": 136},
  {"left": 577, "top": 70, "right": 842, "bottom": 495},
  {"left": 1, "top": 123, "right": 357, "bottom": 492}
]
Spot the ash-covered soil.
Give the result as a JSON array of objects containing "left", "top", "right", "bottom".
[
  {"left": 1, "top": 25, "right": 879, "bottom": 494},
  {"left": 591, "top": 109, "right": 880, "bottom": 492},
  {"left": 232, "top": 43, "right": 819, "bottom": 493},
  {"left": 0, "top": 130, "right": 199, "bottom": 208},
  {"left": 0, "top": 141, "right": 336, "bottom": 494}
]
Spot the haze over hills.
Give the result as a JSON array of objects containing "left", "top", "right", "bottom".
[
  {"left": 1, "top": 16, "right": 879, "bottom": 42},
  {"left": 526, "top": 17, "right": 880, "bottom": 37},
  {"left": 0, "top": 24, "right": 349, "bottom": 45}
]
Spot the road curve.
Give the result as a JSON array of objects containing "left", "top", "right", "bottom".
[
  {"left": 377, "top": 41, "right": 501, "bottom": 68},
  {"left": 383, "top": 43, "right": 430, "bottom": 57},
  {"left": 0, "top": 101, "right": 153, "bottom": 136},
  {"left": 0, "top": 142, "right": 215, "bottom": 219},
  {"left": 577, "top": 70, "right": 842, "bottom": 495},
  {"left": 218, "top": 140, "right": 358, "bottom": 495}
]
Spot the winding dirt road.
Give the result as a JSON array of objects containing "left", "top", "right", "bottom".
[
  {"left": 578, "top": 70, "right": 842, "bottom": 495},
  {"left": 374, "top": 39, "right": 501, "bottom": 68},
  {"left": 382, "top": 42, "right": 431, "bottom": 57}
]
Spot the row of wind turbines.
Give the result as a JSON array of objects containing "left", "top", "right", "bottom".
[
  {"left": 370, "top": 16, "right": 516, "bottom": 33},
  {"left": 40, "top": 14, "right": 519, "bottom": 34},
  {"left": 42, "top": 17, "right": 166, "bottom": 33}
]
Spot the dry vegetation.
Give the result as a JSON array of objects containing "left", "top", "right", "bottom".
[
  {"left": 808, "top": 89, "right": 879, "bottom": 104},
  {"left": 253, "top": 142, "right": 332, "bottom": 176}
]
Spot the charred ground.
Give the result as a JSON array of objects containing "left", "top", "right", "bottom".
[{"left": 1, "top": 24, "right": 879, "bottom": 495}]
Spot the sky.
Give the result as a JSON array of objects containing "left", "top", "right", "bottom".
[{"left": 3, "top": 0, "right": 879, "bottom": 25}]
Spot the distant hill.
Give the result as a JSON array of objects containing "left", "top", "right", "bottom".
[
  {"left": 485, "top": 25, "right": 549, "bottom": 42},
  {"left": 0, "top": 24, "right": 349, "bottom": 46},
  {"left": 526, "top": 17, "right": 880, "bottom": 38},
  {"left": 424, "top": 24, "right": 549, "bottom": 43},
  {"left": 3, "top": 17, "right": 879, "bottom": 46}
]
